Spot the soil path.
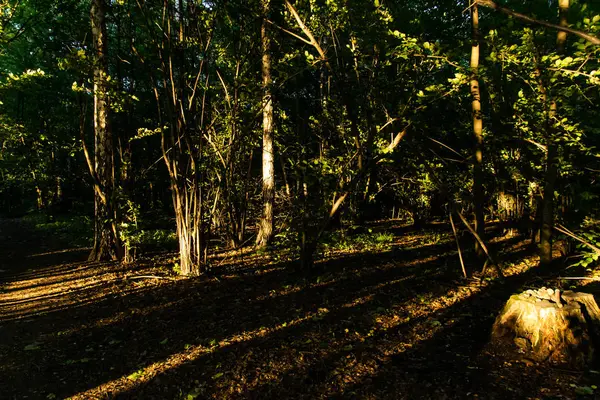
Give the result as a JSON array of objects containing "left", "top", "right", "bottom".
[{"left": 0, "top": 220, "right": 595, "bottom": 399}]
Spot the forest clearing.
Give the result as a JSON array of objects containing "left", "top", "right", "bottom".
[{"left": 1, "top": 0, "right": 600, "bottom": 398}]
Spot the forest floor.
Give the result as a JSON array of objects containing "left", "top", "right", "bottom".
[{"left": 1, "top": 218, "right": 600, "bottom": 400}]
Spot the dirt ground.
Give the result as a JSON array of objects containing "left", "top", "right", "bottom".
[{"left": 1, "top": 218, "right": 599, "bottom": 399}]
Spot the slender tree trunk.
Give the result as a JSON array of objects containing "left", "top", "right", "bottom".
[
  {"left": 540, "top": 0, "right": 568, "bottom": 266},
  {"left": 89, "top": 0, "right": 122, "bottom": 262},
  {"left": 153, "top": 0, "right": 207, "bottom": 276},
  {"left": 470, "top": 2, "right": 485, "bottom": 256},
  {"left": 256, "top": 0, "right": 275, "bottom": 248},
  {"left": 116, "top": 9, "right": 135, "bottom": 263}
]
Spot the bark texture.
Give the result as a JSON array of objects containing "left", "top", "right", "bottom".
[
  {"left": 470, "top": 2, "right": 485, "bottom": 256},
  {"left": 256, "top": 0, "right": 275, "bottom": 248},
  {"left": 492, "top": 289, "right": 600, "bottom": 368},
  {"left": 89, "top": 0, "right": 121, "bottom": 262}
]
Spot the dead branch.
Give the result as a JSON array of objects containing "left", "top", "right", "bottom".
[
  {"left": 558, "top": 277, "right": 600, "bottom": 281},
  {"left": 450, "top": 212, "right": 468, "bottom": 278},
  {"left": 476, "top": 0, "right": 600, "bottom": 45},
  {"left": 555, "top": 224, "right": 600, "bottom": 255},
  {"left": 456, "top": 209, "right": 504, "bottom": 277},
  {"left": 284, "top": 0, "right": 331, "bottom": 69},
  {"left": 125, "top": 275, "right": 179, "bottom": 281}
]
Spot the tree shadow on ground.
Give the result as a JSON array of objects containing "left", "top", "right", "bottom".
[
  {"left": 0, "top": 224, "right": 587, "bottom": 400},
  {"left": 112, "top": 243, "right": 575, "bottom": 400}
]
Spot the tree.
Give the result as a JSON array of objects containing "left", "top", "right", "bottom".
[
  {"left": 256, "top": 0, "right": 275, "bottom": 248},
  {"left": 470, "top": 1, "right": 485, "bottom": 257},
  {"left": 538, "top": 0, "right": 569, "bottom": 266},
  {"left": 88, "top": 0, "right": 122, "bottom": 261},
  {"left": 1, "top": 0, "right": 598, "bottom": 278}
]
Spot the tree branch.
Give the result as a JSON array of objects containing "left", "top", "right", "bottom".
[
  {"left": 555, "top": 224, "right": 600, "bottom": 255},
  {"left": 78, "top": 94, "right": 107, "bottom": 205},
  {"left": 450, "top": 212, "right": 468, "bottom": 278},
  {"left": 284, "top": 0, "right": 331, "bottom": 69},
  {"left": 476, "top": 0, "right": 600, "bottom": 45}
]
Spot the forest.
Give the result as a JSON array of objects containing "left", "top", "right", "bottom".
[{"left": 1, "top": 0, "right": 600, "bottom": 398}]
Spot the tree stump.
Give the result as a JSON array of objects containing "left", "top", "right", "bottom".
[{"left": 491, "top": 288, "right": 600, "bottom": 368}]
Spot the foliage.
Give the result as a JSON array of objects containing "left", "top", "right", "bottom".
[
  {"left": 0, "top": 0, "right": 598, "bottom": 270},
  {"left": 22, "top": 213, "right": 92, "bottom": 247},
  {"left": 322, "top": 229, "right": 395, "bottom": 253},
  {"left": 568, "top": 219, "right": 600, "bottom": 269}
]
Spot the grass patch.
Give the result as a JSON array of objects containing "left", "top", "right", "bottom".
[
  {"left": 322, "top": 229, "right": 395, "bottom": 253},
  {"left": 124, "top": 228, "right": 178, "bottom": 252},
  {"left": 23, "top": 213, "right": 93, "bottom": 247}
]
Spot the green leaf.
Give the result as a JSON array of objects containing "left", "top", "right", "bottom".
[
  {"left": 212, "top": 372, "right": 224, "bottom": 379},
  {"left": 185, "top": 388, "right": 202, "bottom": 400},
  {"left": 24, "top": 342, "right": 41, "bottom": 351},
  {"left": 127, "top": 370, "right": 145, "bottom": 381},
  {"left": 575, "top": 386, "right": 594, "bottom": 395}
]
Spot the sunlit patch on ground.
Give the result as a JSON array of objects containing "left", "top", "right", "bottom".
[{"left": 1, "top": 220, "right": 597, "bottom": 399}]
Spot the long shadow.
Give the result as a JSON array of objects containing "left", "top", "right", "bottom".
[
  {"left": 2, "top": 226, "right": 575, "bottom": 400},
  {"left": 340, "top": 260, "right": 580, "bottom": 399},
  {"left": 116, "top": 258, "right": 529, "bottom": 398},
  {"left": 1, "top": 250, "right": 92, "bottom": 283},
  {"left": 1, "top": 262, "right": 124, "bottom": 294},
  {"left": 1, "top": 238, "right": 464, "bottom": 399},
  {"left": 239, "top": 253, "right": 579, "bottom": 399},
  {"left": 108, "top": 257, "right": 468, "bottom": 399},
  {"left": 117, "top": 246, "right": 577, "bottom": 399}
]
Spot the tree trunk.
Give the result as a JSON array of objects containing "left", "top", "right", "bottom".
[
  {"left": 157, "top": 0, "right": 206, "bottom": 276},
  {"left": 470, "top": 2, "right": 485, "bottom": 257},
  {"left": 540, "top": 0, "right": 568, "bottom": 267},
  {"left": 256, "top": 0, "right": 275, "bottom": 248},
  {"left": 171, "top": 180, "right": 203, "bottom": 276},
  {"left": 89, "top": 0, "right": 122, "bottom": 262}
]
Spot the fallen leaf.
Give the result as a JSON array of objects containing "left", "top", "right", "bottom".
[{"left": 24, "top": 343, "right": 41, "bottom": 351}]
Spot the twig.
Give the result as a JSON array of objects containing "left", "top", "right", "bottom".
[
  {"left": 385, "top": 125, "right": 410, "bottom": 152},
  {"left": 481, "top": 259, "right": 489, "bottom": 276},
  {"left": 125, "top": 275, "right": 179, "bottom": 281},
  {"left": 456, "top": 210, "right": 504, "bottom": 278},
  {"left": 555, "top": 224, "right": 600, "bottom": 255},
  {"left": 426, "top": 136, "right": 465, "bottom": 159},
  {"left": 266, "top": 19, "right": 313, "bottom": 46},
  {"left": 523, "top": 138, "right": 547, "bottom": 153},
  {"left": 476, "top": 0, "right": 600, "bottom": 45},
  {"left": 558, "top": 277, "right": 600, "bottom": 281},
  {"left": 449, "top": 212, "right": 467, "bottom": 278},
  {"left": 419, "top": 161, "right": 502, "bottom": 278},
  {"left": 284, "top": 0, "right": 331, "bottom": 69},
  {"left": 548, "top": 68, "right": 600, "bottom": 81}
]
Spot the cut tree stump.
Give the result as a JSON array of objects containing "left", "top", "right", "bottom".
[{"left": 491, "top": 288, "right": 600, "bottom": 368}]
